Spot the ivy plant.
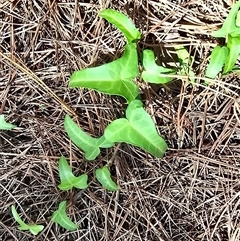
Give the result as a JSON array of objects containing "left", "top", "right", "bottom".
[
  {"left": 174, "top": 45, "right": 195, "bottom": 82},
  {"left": 104, "top": 100, "right": 168, "bottom": 158},
  {"left": 205, "top": 46, "right": 229, "bottom": 79},
  {"left": 142, "top": 49, "right": 176, "bottom": 84},
  {"left": 51, "top": 201, "right": 78, "bottom": 231},
  {"left": 70, "top": 43, "right": 139, "bottom": 103},
  {"left": 11, "top": 205, "right": 44, "bottom": 235},
  {"left": 67, "top": 8, "right": 169, "bottom": 162},
  {"left": 95, "top": 166, "right": 119, "bottom": 191},
  {"left": 206, "top": 1, "right": 240, "bottom": 79},
  {"left": 58, "top": 156, "right": 88, "bottom": 190},
  {"left": 99, "top": 9, "right": 141, "bottom": 43},
  {"left": 64, "top": 115, "right": 113, "bottom": 161},
  {"left": 11, "top": 4, "right": 240, "bottom": 236}
]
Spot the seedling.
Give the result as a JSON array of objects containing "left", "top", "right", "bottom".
[
  {"left": 11, "top": 5, "right": 240, "bottom": 236},
  {"left": 142, "top": 49, "right": 176, "bottom": 84},
  {"left": 205, "top": 46, "right": 229, "bottom": 79},
  {"left": 104, "top": 100, "right": 168, "bottom": 158},
  {"left": 211, "top": 1, "right": 240, "bottom": 38},
  {"left": 69, "top": 9, "right": 141, "bottom": 103},
  {"left": 64, "top": 115, "right": 114, "bottom": 161},
  {"left": 0, "top": 115, "right": 16, "bottom": 130},
  {"left": 58, "top": 156, "right": 88, "bottom": 190},
  {"left": 95, "top": 166, "right": 119, "bottom": 191},
  {"left": 206, "top": 1, "right": 240, "bottom": 79},
  {"left": 70, "top": 43, "right": 139, "bottom": 103},
  {"left": 174, "top": 45, "right": 195, "bottom": 82},
  {"left": 51, "top": 201, "right": 78, "bottom": 231},
  {"left": 67, "top": 9, "right": 169, "bottom": 162},
  {"left": 11, "top": 205, "right": 44, "bottom": 235}
]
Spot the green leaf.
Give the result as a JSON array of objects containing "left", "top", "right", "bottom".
[
  {"left": 97, "top": 136, "right": 115, "bottom": 148},
  {"left": 237, "top": 10, "right": 240, "bottom": 27},
  {"left": 141, "top": 49, "right": 176, "bottom": 84},
  {"left": 0, "top": 115, "right": 16, "bottom": 130},
  {"left": 69, "top": 43, "right": 139, "bottom": 103},
  {"left": 104, "top": 100, "right": 168, "bottom": 158},
  {"left": 11, "top": 205, "right": 44, "bottom": 235},
  {"left": 51, "top": 201, "right": 78, "bottom": 231},
  {"left": 99, "top": 9, "right": 141, "bottom": 43},
  {"left": 64, "top": 115, "right": 114, "bottom": 161},
  {"left": 223, "top": 35, "right": 240, "bottom": 73},
  {"left": 205, "top": 46, "right": 229, "bottom": 79},
  {"left": 212, "top": 1, "right": 240, "bottom": 38},
  {"left": 174, "top": 45, "right": 195, "bottom": 82},
  {"left": 58, "top": 156, "right": 88, "bottom": 191},
  {"left": 95, "top": 166, "right": 119, "bottom": 191}
]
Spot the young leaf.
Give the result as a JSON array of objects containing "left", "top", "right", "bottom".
[
  {"left": 99, "top": 9, "right": 141, "bottom": 43},
  {"left": 0, "top": 115, "right": 16, "bottom": 130},
  {"left": 174, "top": 45, "right": 195, "bottom": 82},
  {"left": 58, "top": 156, "right": 88, "bottom": 191},
  {"left": 223, "top": 34, "right": 240, "bottom": 74},
  {"left": 64, "top": 115, "right": 113, "bottom": 160},
  {"left": 95, "top": 166, "right": 119, "bottom": 191},
  {"left": 69, "top": 43, "right": 139, "bottom": 103},
  {"left": 51, "top": 201, "right": 78, "bottom": 231},
  {"left": 141, "top": 49, "right": 176, "bottom": 84},
  {"left": 205, "top": 46, "right": 229, "bottom": 79},
  {"left": 236, "top": 10, "right": 240, "bottom": 27},
  {"left": 104, "top": 100, "right": 168, "bottom": 158},
  {"left": 11, "top": 205, "right": 44, "bottom": 235},
  {"left": 212, "top": 1, "right": 240, "bottom": 38}
]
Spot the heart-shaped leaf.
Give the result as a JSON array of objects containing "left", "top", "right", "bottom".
[
  {"left": 99, "top": 9, "right": 141, "bottom": 43},
  {"left": 69, "top": 43, "right": 139, "bottom": 103},
  {"left": 141, "top": 49, "right": 176, "bottom": 84},
  {"left": 205, "top": 45, "right": 229, "bottom": 80},
  {"left": 0, "top": 115, "right": 16, "bottom": 130},
  {"left": 104, "top": 100, "right": 168, "bottom": 158},
  {"left": 223, "top": 34, "right": 240, "bottom": 73},
  {"left": 95, "top": 166, "right": 119, "bottom": 191},
  {"left": 212, "top": 1, "right": 240, "bottom": 38},
  {"left": 58, "top": 156, "right": 88, "bottom": 191},
  {"left": 51, "top": 201, "right": 78, "bottom": 231},
  {"left": 64, "top": 115, "right": 114, "bottom": 161},
  {"left": 11, "top": 205, "right": 44, "bottom": 235}
]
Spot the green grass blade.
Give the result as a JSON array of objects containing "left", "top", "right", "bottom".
[
  {"left": 69, "top": 43, "right": 139, "bottom": 103},
  {"left": 95, "top": 166, "right": 119, "bottom": 191},
  {"left": 205, "top": 46, "right": 229, "bottom": 79},
  {"left": 0, "top": 115, "right": 16, "bottom": 130},
  {"left": 51, "top": 201, "right": 78, "bottom": 231},
  {"left": 141, "top": 49, "right": 176, "bottom": 84},
  {"left": 104, "top": 100, "right": 168, "bottom": 158},
  {"left": 99, "top": 9, "right": 141, "bottom": 43}
]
